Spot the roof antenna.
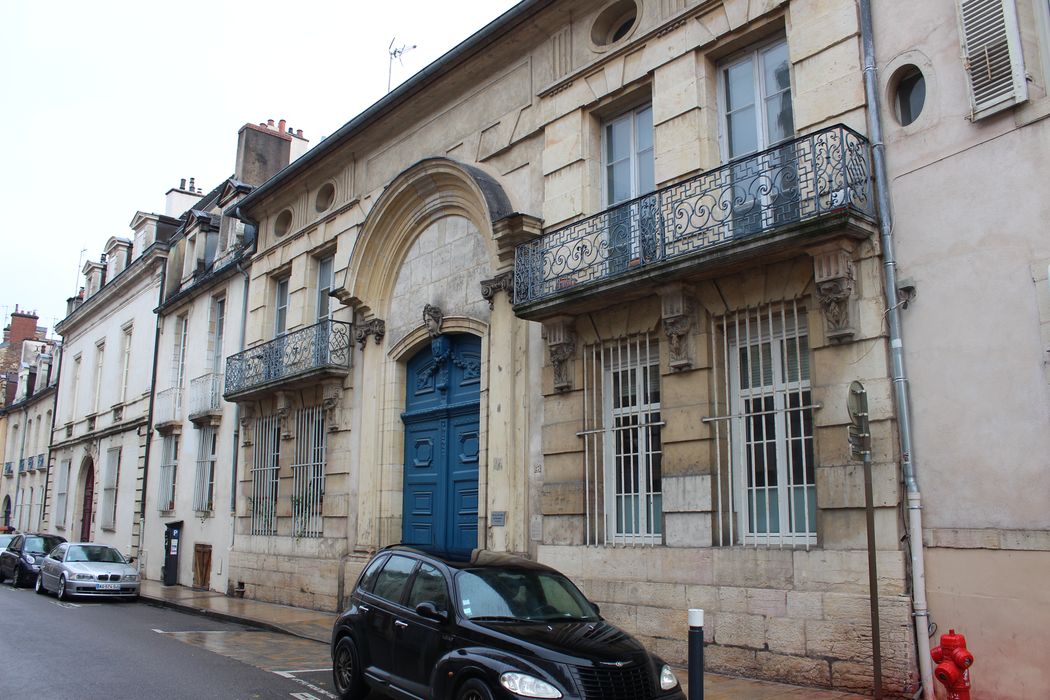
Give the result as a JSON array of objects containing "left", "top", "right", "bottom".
[
  {"left": 387, "top": 37, "right": 417, "bottom": 94},
  {"left": 73, "top": 248, "right": 87, "bottom": 297}
]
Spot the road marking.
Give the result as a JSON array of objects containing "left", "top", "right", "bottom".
[
  {"left": 274, "top": 669, "right": 332, "bottom": 675},
  {"left": 152, "top": 629, "right": 230, "bottom": 635},
  {"left": 274, "top": 671, "right": 336, "bottom": 699}
]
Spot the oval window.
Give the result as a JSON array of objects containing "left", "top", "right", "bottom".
[
  {"left": 314, "top": 183, "right": 335, "bottom": 213},
  {"left": 274, "top": 209, "right": 293, "bottom": 237},
  {"left": 592, "top": 1, "right": 638, "bottom": 47},
  {"left": 893, "top": 65, "right": 926, "bottom": 127}
]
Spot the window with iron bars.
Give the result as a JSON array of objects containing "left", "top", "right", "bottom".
[
  {"left": 158, "top": 435, "right": 179, "bottom": 511},
  {"left": 251, "top": 414, "right": 281, "bottom": 535},
  {"left": 193, "top": 426, "right": 217, "bottom": 512},
  {"left": 708, "top": 300, "right": 816, "bottom": 547},
  {"left": 580, "top": 333, "right": 664, "bottom": 546},
  {"left": 292, "top": 405, "right": 326, "bottom": 538}
]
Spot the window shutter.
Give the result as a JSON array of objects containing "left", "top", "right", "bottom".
[{"left": 957, "top": 0, "right": 1028, "bottom": 119}]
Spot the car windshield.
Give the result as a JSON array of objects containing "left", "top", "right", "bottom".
[
  {"left": 0, "top": 534, "right": 13, "bottom": 549},
  {"left": 25, "top": 536, "right": 64, "bottom": 555},
  {"left": 65, "top": 545, "right": 126, "bottom": 564},
  {"left": 455, "top": 568, "right": 600, "bottom": 622}
]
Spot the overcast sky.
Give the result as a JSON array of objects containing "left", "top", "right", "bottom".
[{"left": 0, "top": 0, "right": 519, "bottom": 336}]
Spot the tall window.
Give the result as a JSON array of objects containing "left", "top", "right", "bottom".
[
  {"left": 316, "top": 256, "right": 334, "bottom": 322},
  {"left": 172, "top": 315, "right": 188, "bottom": 414},
  {"left": 101, "top": 447, "right": 121, "bottom": 529},
  {"left": 193, "top": 426, "right": 217, "bottom": 512},
  {"left": 27, "top": 488, "right": 34, "bottom": 531},
  {"left": 158, "top": 435, "right": 179, "bottom": 511},
  {"left": 55, "top": 460, "right": 71, "bottom": 528},
  {"left": 119, "top": 326, "right": 133, "bottom": 402},
  {"left": 581, "top": 334, "right": 663, "bottom": 545},
  {"left": 33, "top": 487, "right": 43, "bottom": 530},
  {"left": 209, "top": 297, "right": 226, "bottom": 374},
  {"left": 70, "top": 356, "right": 82, "bottom": 421},
  {"left": 720, "top": 39, "right": 797, "bottom": 235},
  {"left": 274, "top": 278, "right": 290, "bottom": 336},
  {"left": 251, "top": 414, "right": 281, "bottom": 535},
  {"left": 710, "top": 301, "right": 815, "bottom": 546},
  {"left": 292, "top": 405, "right": 327, "bottom": 538},
  {"left": 93, "top": 341, "right": 105, "bottom": 413},
  {"left": 603, "top": 104, "right": 655, "bottom": 273}
]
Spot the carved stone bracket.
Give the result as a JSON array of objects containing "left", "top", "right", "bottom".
[
  {"left": 492, "top": 213, "right": 544, "bottom": 269},
  {"left": 660, "top": 283, "right": 695, "bottom": 371},
  {"left": 354, "top": 318, "right": 386, "bottom": 349},
  {"left": 813, "top": 247, "right": 856, "bottom": 343},
  {"left": 543, "top": 315, "right": 576, "bottom": 392},
  {"left": 321, "top": 381, "right": 342, "bottom": 433},
  {"left": 239, "top": 403, "right": 255, "bottom": 446},
  {"left": 276, "top": 392, "right": 293, "bottom": 441},
  {"left": 480, "top": 272, "right": 514, "bottom": 309}
]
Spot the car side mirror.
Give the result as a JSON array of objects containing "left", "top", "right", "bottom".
[
  {"left": 591, "top": 602, "right": 601, "bottom": 616},
  {"left": 415, "top": 601, "right": 449, "bottom": 623}
]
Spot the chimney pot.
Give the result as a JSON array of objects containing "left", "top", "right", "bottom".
[
  {"left": 296, "top": 129, "right": 303, "bottom": 137},
  {"left": 267, "top": 119, "right": 275, "bottom": 127},
  {"left": 180, "top": 178, "right": 186, "bottom": 189},
  {"left": 189, "top": 177, "right": 195, "bottom": 191},
  {"left": 279, "top": 119, "right": 287, "bottom": 132}
]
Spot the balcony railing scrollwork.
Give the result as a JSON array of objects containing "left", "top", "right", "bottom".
[
  {"left": 225, "top": 319, "right": 352, "bottom": 399},
  {"left": 514, "top": 125, "right": 874, "bottom": 306}
]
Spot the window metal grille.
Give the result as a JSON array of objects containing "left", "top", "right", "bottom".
[
  {"left": 55, "top": 460, "right": 71, "bottom": 527},
  {"left": 193, "top": 426, "right": 217, "bottom": 512},
  {"left": 706, "top": 300, "right": 816, "bottom": 547},
  {"left": 101, "top": 447, "right": 120, "bottom": 529},
  {"left": 158, "top": 435, "right": 179, "bottom": 511},
  {"left": 292, "top": 405, "right": 326, "bottom": 538},
  {"left": 251, "top": 414, "right": 281, "bottom": 535},
  {"left": 580, "top": 333, "right": 663, "bottom": 546}
]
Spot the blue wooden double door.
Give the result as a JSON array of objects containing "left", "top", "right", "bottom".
[{"left": 402, "top": 334, "right": 481, "bottom": 556}]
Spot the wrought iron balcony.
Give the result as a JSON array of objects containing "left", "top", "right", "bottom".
[
  {"left": 513, "top": 125, "right": 874, "bottom": 311},
  {"left": 189, "top": 372, "right": 224, "bottom": 420},
  {"left": 154, "top": 387, "right": 183, "bottom": 426},
  {"left": 37, "top": 454, "right": 46, "bottom": 471},
  {"left": 26, "top": 456, "right": 34, "bottom": 470},
  {"left": 3, "top": 462, "right": 11, "bottom": 477},
  {"left": 224, "top": 319, "right": 352, "bottom": 401},
  {"left": 18, "top": 458, "right": 26, "bottom": 473}
]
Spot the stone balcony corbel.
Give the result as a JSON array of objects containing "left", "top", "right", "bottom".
[
  {"left": 542, "top": 315, "right": 576, "bottom": 392},
  {"left": 810, "top": 242, "right": 858, "bottom": 344}
]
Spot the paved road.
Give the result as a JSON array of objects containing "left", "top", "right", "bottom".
[{"left": 0, "top": 580, "right": 337, "bottom": 700}]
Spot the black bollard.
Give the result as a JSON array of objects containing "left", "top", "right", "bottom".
[{"left": 688, "top": 608, "right": 704, "bottom": 700}]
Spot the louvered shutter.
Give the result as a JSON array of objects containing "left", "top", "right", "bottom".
[{"left": 957, "top": 0, "right": 1028, "bottom": 119}]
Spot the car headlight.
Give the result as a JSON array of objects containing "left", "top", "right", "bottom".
[
  {"left": 74, "top": 573, "right": 93, "bottom": 581},
  {"left": 659, "top": 664, "right": 678, "bottom": 690},
  {"left": 499, "top": 672, "right": 563, "bottom": 698},
  {"left": 22, "top": 552, "right": 35, "bottom": 564},
  {"left": 123, "top": 573, "right": 140, "bottom": 581}
]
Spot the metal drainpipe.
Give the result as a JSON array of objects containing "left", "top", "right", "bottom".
[
  {"left": 42, "top": 342, "right": 63, "bottom": 531},
  {"left": 230, "top": 208, "right": 258, "bottom": 552},
  {"left": 12, "top": 402, "right": 28, "bottom": 528},
  {"left": 140, "top": 256, "right": 167, "bottom": 561},
  {"left": 858, "top": 2, "right": 934, "bottom": 698}
]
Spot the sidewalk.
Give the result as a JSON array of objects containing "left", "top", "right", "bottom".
[{"left": 140, "top": 581, "right": 870, "bottom": 699}]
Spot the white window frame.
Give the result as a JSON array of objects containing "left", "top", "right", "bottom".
[
  {"left": 717, "top": 37, "right": 795, "bottom": 161},
  {"left": 209, "top": 296, "right": 226, "bottom": 375},
  {"left": 580, "top": 333, "right": 664, "bottom": 546},
  {"left": 70, "top": 356, "right": 82, "bottom": 421},
  {"left": 55, "top": 460, "right": 71, "bottom": 528},
  {"left": 101, "top": 447, "right": 121, "bottom": 529},
  {"left": 602, "top": 102, "right": 654, "bottom": 207},
  {"left": 274, "top": 278, "right": 290, "bottom": 337},
  {"left": 92, "top": 341, "right": 105, "bottom": 414},
  {"left": 119, "top": 325, "right": 133, "bottom": 402},
  {"left": 316, "top": 256, "right": 335, "bottom": 323},
  {"left": 193, "top": 426, "right": 217, "bottom": 512},
  {"left": 718, "top": 302, "right": 815, "bottom": 547},
  {"left": 158, "top": 435, "right": 179, "bottom": 511}
]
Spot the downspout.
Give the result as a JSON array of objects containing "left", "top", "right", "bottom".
[
  {"left": 858, "top": 3, "right": 934, "bottom": 698},
  {"left": 12, "top": 403, "right": 28, "bottom": 528},
  {"left": 230, "top": 206, "right": 258, "bottom": 552},
  {"left": 43, "top": 344, "right": 63, "bottom": 530},
  {"left": 140, "top": 256, "right": 167, "bottom": 554}
]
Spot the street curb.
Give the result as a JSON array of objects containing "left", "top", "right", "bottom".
[{"left": 139, "top": 594, "right": 330, "bottom": 644}]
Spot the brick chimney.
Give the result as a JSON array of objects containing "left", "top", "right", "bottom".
[{"left": 1, "top": 307, "right": 39, "bottom": 407}]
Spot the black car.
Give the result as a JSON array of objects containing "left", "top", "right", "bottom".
[
  {"left": 0, "top": 533, "right": 66, "bottom": 587},
  {"left": 331, "top": 546, "right": 685, "bottom": 700}
]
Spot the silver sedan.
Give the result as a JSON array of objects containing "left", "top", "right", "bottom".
[{"left": 35, "top": 542, "right": 140, "bottom": 600}]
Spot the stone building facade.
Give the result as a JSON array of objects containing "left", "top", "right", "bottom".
[
  {"left": 227, "top": 0, "right": 917, "bottom": 694},
  {"left": 140, "top": 121, "right": 308, "bottom": 594}
]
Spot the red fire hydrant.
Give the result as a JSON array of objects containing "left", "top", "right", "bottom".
[{"left": 931, "top": 629, "right": 975, "bottom": 700}]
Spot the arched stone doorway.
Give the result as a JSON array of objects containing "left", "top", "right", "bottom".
[
  {"left": 402, "top": 333, "right": 481, "bottom": 556},
  {"left": 72, "top": 457, "right": 95, "bottom": 542}
]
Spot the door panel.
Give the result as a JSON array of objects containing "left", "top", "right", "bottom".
[{"left": 402, "top": 334, "right": 481, "bottom": 556}]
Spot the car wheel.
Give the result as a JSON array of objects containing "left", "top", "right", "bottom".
[
  {"left": 57, "top": 574, "right": 69, "bottom": 601},
  {"left": 457, "top": 678, "right": 495, "bottom": 700},
  {"left": 35, "top": 574, "right": 47, "bottom": 595},
  {"left": 332, "top": 636, "right": 366, "bottom": 699},
  {"left": 13, "top": 566, "right": 28, "bottom": 588}
]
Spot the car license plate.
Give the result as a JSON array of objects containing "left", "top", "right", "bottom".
[{"left": 96, "top": 583, "right": 120, "bottom": 590}]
